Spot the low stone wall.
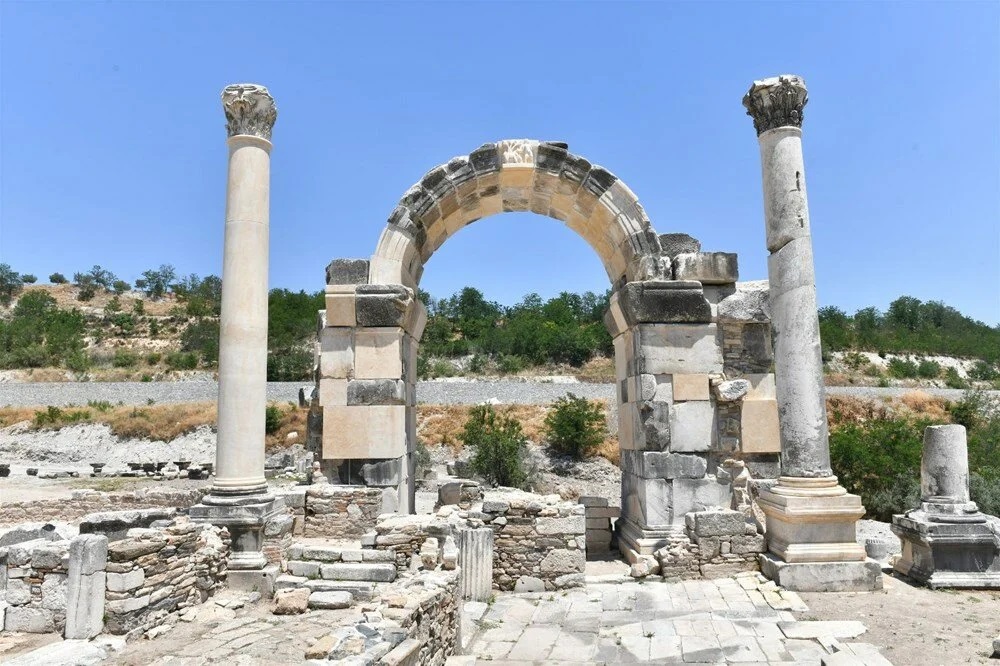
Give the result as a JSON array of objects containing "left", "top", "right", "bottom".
[
  {"left": 103, "top": 518, "right": 228, "bottom": 635},
  {"left": 302, "top": 484, "right": 384, "bottom": 538},
  {"left": 381, "top": 570, "right": 459, "bottom": 665},
  {"left": 481, "top": 491, "right": 586, "bottom": 591},
  {"left": 653, "top": 509, "right": 765, "bottom": 580},
  {"left": 2, "top": 538, "right": 71, "bottom": 633},
  {"left": 0, "top": 488, "right": 208, "bottom": 527},
  {"left": 371, "top": 514, "right": 451, "bottom": 573}
]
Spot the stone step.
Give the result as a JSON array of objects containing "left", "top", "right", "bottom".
[
  {"left": 287, "top": 544, "right": 395, "bottom": 564},
  {"left": 307, "top": 590, "right": 353, "bottom": 610},
  {"left": 320, "top": 562, "right": 396, "bottom": 582},
  {"left": 303, "top": 579, "right": 376, "bottom": 600}
]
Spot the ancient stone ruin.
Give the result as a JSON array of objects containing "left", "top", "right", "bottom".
[{"left": 3, "top": 73, "right": 996, "bottom": 664}]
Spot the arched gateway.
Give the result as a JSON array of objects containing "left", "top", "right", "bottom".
[{"left": 310, "top": 138, "right": 781, "bottom": 559}]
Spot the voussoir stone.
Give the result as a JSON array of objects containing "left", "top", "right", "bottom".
[{"left": 326, "top": 259, "right": 369, "bottom": 286}]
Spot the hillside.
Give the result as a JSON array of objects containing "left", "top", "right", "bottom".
[{"left": 0, "top": 264, "right": 997, "bottom": 387}]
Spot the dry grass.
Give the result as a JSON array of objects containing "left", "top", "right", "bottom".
[
  {"left": 897, "top": 390, "right": 951, "bottom": 422},
  {"left": 826, "top": 392, "right": 952, "bottom": 428},
  {"left": 15, "top": 284, "right": 178, "bottom": 317},
  {"left": 574, "top": 356, "right": 615, "bottom": 383}
]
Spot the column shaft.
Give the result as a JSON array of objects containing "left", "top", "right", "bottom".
[
  {"left": 214, "top": 136, "right": 271, "bottom": 494},
  {"left": 757, "top": 128, "right": 831, "bottom": 478}
]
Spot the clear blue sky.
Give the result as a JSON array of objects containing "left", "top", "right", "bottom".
[{"left": 1, "top": 2, "right": 998, "bottom": 324}]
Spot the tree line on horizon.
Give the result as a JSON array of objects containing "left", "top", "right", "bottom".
[{"left": 0, "top": 262, "right": 997, "bottom": 381}]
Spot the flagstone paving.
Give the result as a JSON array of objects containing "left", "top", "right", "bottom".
[{"left": 461, "top": 572, "right": 892, "bottom": 665}]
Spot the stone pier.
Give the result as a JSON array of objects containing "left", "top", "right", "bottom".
[
  {"left": 190, "top": 83, "right": 280, "bottom": 592},
  {"left": 743, "top": 75, "right": 881, "bottom": 591},
  {"left": 892, "top": 425, "right": 1000, "bottom": 588}
]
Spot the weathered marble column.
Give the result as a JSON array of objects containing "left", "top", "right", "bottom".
[
  {"left": 191, "top": 84, "right": 280, "bottom": 592},
  {"left": 743, "top": 75, "right": 880, "bottom": 591}
]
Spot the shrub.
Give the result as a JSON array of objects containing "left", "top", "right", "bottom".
[
  {"left": 266, "top": 347, "right": 313, "bottom": 381},
  {"left": 65, "top": 351, "right": 91, "bottom": 374},
  {"left": 34, "top": 406, "right": 91, "bottom": 428},
  {"left": 916, "top": 359, "right": 941, "bottom": 379},
  {"left": 461, "top": 404, "right": 528, "bottom": 488},
  {"left": 544, "top": 393, "right": 605, "bottom": 460},
  {"left": 110, "top": 313, "right": 135, "bottom": 335},
  {"left": 104, "top": 296, "right": 122, "bottom": 314},
  {"left": 135, "top": 265, "right": 176, "bottom": 299},
  {"left": 264, "top": 405, "right": 282, "bottom": 435},
  {"left": 165, "top": 351, "right": 198, "bottom": 371},
  {"left": 181, "top": 319, "right": 220, "bottom": 365},
  {"left": 111, "top": 350, "right": 138, "bottom": 368},
  {"left": 969, "top": 360, "right": 999, "bottom": 381},
  {"left": 21, "top": 274, "right": 37, "bottom": 284},
  {"left": 145, "top": 352, "right": 162, "bottom": 365},
  {"left": 132, "top": 300, "right": 145, "bottom": 316},
  {"left": 842, "top": 351, "right": 869, "bottom": 370},
  {"left": 87, "top": 400, "right": 114, "bottom": 412},
  {"left": 887, "top": 357, "right": 919, "bottom": 379},
  {"left": 944, "top": 367, "right": 968, "bottom": 389},
  {"left": 49, "top": 272, "right": 68, "bottom": 284},
  {"left": 497, "top": 354, "right": 526, "bottom": 375},
  {"left": 112, "top": 280, "right": 131, "bottom": 295}
]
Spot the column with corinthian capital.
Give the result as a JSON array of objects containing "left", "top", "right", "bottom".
[
  {"left": 742, "top": 75, "right": 881, "bottom": 591},
  {"left": 191, "top": 84, "right": 280, "bottom": 592}
]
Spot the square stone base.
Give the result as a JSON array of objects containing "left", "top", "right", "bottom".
[
  {"left": 226, "top": 564, "right": 279, "bottom": 597},
  {"left": 757, "top": 483, "right": 866, "bottom": 563},
  {"left": 891, "top": 512, "right": 1000, "bottom": 589},
  {"left": 617, "top": 518, "right": 683, "bottom": 561},
  {"left": 759, "top": 553, "right": 883, "bottom": 592}
]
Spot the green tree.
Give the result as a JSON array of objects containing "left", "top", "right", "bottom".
[
  {"left": 544, "top": 393, "right": 606, "bottom": 459},
  {"left": 49, "top": 272, "right": 68, "bottom": 284},
  {"left": 0, "top": 264, "right": 24, "bottom": 306},
  {"left": 135, "top": 264, "right": 177, "bottom": 299},
  {"left": 462, "top": 405, "right": 528, "bottom": 488}
]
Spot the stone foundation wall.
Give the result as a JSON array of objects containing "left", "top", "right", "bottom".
[
  {"left": 654, "top": 510, "right": 766, "bottom": 580},
  {"left": 2, "top": 538, "right": 71, "bottom": 633},
  {"left": 480, "top": 491, "right": 585, "bottom": 591},
  {"left": 0, "top": 488, "right": 208, "bottom": 527},
  {"left": 301, "top": 484, "right": 384, "bottom": 538},
  {"left": 381, "top": 570, "right": 460, "bottom": 666},
  {"left": 103, "top": 518, "right": 228, "bottom": 635}
]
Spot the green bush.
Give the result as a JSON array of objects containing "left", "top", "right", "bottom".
[
  {"left": 944, "top": 367, "right": 968, "bottom": 389},
  {"left": 266, "top": 347, "right": 313, "bottom": 381},
  {"left": 66, "top": 351, "right": 91, "bottom": 374},
  {"left": 112, "top": 350, "right": 138, "bottom": 368},
  {"left": 87, "top": 400, "right": 113, "bottom": 412},
  {"left": 0, "top": 263, "right": 23, "bottom": 306},
  {"left": 21, "top": 274, "right": 37, "bottom": 284},
  {"left": 916, "top": 359, "right": 941, "bottom": 379},
  {"left": 145, "top": 352, "right": 162, "bottom": 365},
  {"left": 497, "top": 354, "right": 526, "bottom": 375},
  {"left": 264, "top": 405, "right": 282, "bottom": 435},
  {"left": 181, "top": 319, "right": 220, "bottom": 365},
  {"left": 544, "top": 393, "right": 605, "bottom": 460},
  {"left": 165, "top": 351, "right": 198, "bottom": 371},
  {"left": 969, "top": 360, "right": 999, "bottom": 381},
  {"left": 887, "top": 357, "right": 919, "bottom": 379},
  {"left": 461, "top": 405, "right": 528, "bottom": 488},
  {"left": 34, "top": 406, "right": 91, "bottom": 428},
  {"left": 49, "top": 272, "right": 68, "bottom": 284}
]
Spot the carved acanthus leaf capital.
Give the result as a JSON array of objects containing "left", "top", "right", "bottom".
[
  {"left": 742, "top": 75, "right": 808, "bottom": 136},
  {"left": 222, "top": 83, "right": 277, "bottom": 140}
]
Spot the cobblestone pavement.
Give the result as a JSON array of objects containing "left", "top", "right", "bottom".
[
  {"left": 463, "top": 573, "right": 891, "bottom": 665},
  {"left": 4, "top": 575, "right": 891, "bottom": 665}
]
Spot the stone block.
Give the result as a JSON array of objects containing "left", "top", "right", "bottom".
[
  {"left": 672, "top": 374, "right": 710, "bottom": 401},
  {"left": 635, "top": 324, "right": 722, "bottom": 375},
  {"left": 308, "top": 590, "right": 352, "bottom": 610},
  {"left": 347, "top": 379, "right": 406, "bottom": 406},
  {"left": 672, "top": 478, "right": 732, "bottom": 524},
  {"left": 540, "top": 549, "right": 585, "bottom": 574},
  {"left": 536, "top": 516, "right": 585, "bottom": 536},
  {"left": 354, "top": 329, "right": 402, "bottom": 379},
  {"left": 30, "top": 541, "right": 66, "bottom": 569},
  {"left": 355, "top": 285, "right": 413, "bottom": 328},
  {"left": 659, "top": 233, "right": 701, "bottom": 256},
  {"left": 714, "top": 379, "right": 750, "bottom": 402},
  {"left": 68, "top": 535, "right": 106, "bottom": 578},
  {"left": 745, "top": 373, "right": 776, "bottom": 400},
  {"left": 6, "top": 578, "right": 31, "bottom": 605},
  {"left": 322, "top": 406, "right": 405, "bottom": 459},
  {"left": 65, "top": 571, "right": 106, "bottom": 639},
  {"left": 672, "top": 252, "right": 738, "bottom": 285},
  {"left": 106, "top": 568, "right": 144, "bottom": 592},
  {"left": 741, "top": 400, "right": 781, "bottom": 453},
  {"left": 287, "top": 560, "right": 321, "bottom": 578},
  {"left": 689, "top": 510, "right": 746, "bottom": 538},
  {"left": 621, "top": 473, "right": 673, "bottom": 530},
  {"left": 273, "top": 587, "right": 310, "bottom": 615},
  {"left": 359, "top": 458, "right": 403, "bottom": 487},
  {"left": 5, "top": 606, "right": 55, "bottom": 633},
  {"left": 513, "top": 576, "right": 545, "bottom": 593},
  {"left": 325, "top": 259, "right": 369, "bottom": 286},
  {"left": 620, "top": 450, "right": 707, "bottom": 480},
  {"left": 618, "top": 281, "right": 712, "bottom": 325},
  {"left": 669, "top": 401, "right": 716, "bottom": 452},
  {"left": 319, "top": 328, "right": 354, "bottom": 379},
  {"left": 319, "top": 563, "right": 397, "bottom": 582},
  {"left": 324, "top": 291, "right": 356, "bottom": 327},
  {"left": 458, "top": 528, "right": 493, "bottom": 601},
  {"left": 105, "top": 594, "right": 150, "bottom": 614},
  {"left": 638, "top": 402, "right": 671, "bottom": 451},
  {"left": 718, "top": 280, "right": 770, "bottom": 323},
  {"left": 731, "top": 534, "right": 766, "bottom": 555}
]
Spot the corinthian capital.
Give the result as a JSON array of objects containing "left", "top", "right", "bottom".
[
  {"left": 742, "top": 75, "right": 808, "bottom": 136},
  {"left": 222, "top": 83, "right": 277, "bottom": 140}
]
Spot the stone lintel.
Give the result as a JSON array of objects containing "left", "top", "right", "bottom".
[{"left": 617, "top": 281, "right": 712, "bottom": 325}]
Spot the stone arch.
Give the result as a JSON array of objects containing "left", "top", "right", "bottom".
[
  {"left": 368, "top": 139, "right": 664, "bottom": 289},
  {"left": 312, "top": 139, "right": 782, "bottom": 564}
]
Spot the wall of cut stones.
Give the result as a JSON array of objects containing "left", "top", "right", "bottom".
[
  {"left": 102, "top": 519, "right": 228, "bottom": 635},
  {"left": 653, "top": 510, "right": 767, "bottom": 580},
  {"left": 271, "top": 484, "right": 384, "bottom": 541},
  {"left": 367, "top": 488, "right": 585, "bottom": 592},
  {"left": 0, "top": 488, "right": 207, "bottom": 527}
]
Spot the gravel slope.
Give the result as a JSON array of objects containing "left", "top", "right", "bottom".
[{"left": 0, "top": 380, "right": 995, "bottom": 408}]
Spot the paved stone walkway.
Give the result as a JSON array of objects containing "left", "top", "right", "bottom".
[
  {"left": 463, "top": 573, "right": 891, "bottom": 665},
  {"left": 3, "top": 574, "right": 891, "bottom": 665}
]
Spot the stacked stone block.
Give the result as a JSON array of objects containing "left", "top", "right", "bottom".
[
  {"left": 479, "top": 491, "right": 586, "bottom": 591},
  {"left": 2, "top": 538, "right": 71, "bottom": 633},
  {"left": 314, "top": 259, "right": 425, "bottom": 514},
  {"left": 580, "top": 495, "right": 618, "bottom": 556},
  {"left": 0, "top": 488, "right": 207, "bottom": 527},
  {"left": 301, "top": 484, "right": 384, "bottom": 538},
  {"left": 103, "top": 519, "right": 228, "bottom": 635}
]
